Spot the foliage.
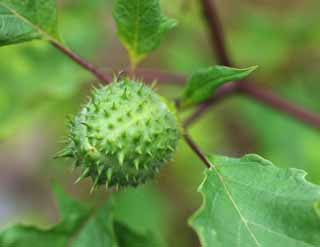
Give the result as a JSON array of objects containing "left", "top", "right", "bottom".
[
  {"left": 0, "top": 186, "right": 164, "bottom": 247},
  {"left": 189, "top": 154, "right": 320, "bottom": 247}
]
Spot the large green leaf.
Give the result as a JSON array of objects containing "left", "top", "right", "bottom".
[
  {"left": 0, "top": 186, "right": 163, "bottom": 247},
  {"left": 113, "top": 0, "right": 177, "bottom": 67},
  {"left": 181, "top": 65, "right": 257, "bottom": 107},
  {"left": 0, "top": 0, "right": 59, "bottom": 46},
  {"left": 189, "top": 154, "right": 320, "bottom": 247}
]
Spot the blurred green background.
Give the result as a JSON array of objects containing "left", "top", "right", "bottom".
[{"left": 0, "top": 0, "right": 319, "bottom": 246}]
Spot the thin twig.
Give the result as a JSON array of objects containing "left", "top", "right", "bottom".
[
  {"left": 51, "top": 40, "right": 113, "bottom": 84},
  {"left": 52, "top": 41, "right": 185, "bottom": 86},
  {"left": 183, "top": 133, "right": 212, "bottom": 168},
  {"left": 184, "top": 82, "right": 238, "bottom": 127}
]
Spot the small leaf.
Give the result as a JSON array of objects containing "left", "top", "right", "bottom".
[
  {"left": 189, "top": 154, "right": 320, "bottom": 247},
  {"left": 113, "top": 0, "right": 177, "bottom": 68},
  {"left": 0, "top": 0, "right": 60, "bottom": 46},
  {"left": 181, "top": 65, "right": 258, "bottom": 107}
]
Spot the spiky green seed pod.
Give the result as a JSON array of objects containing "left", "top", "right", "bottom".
[{"left": 57, "top": 79, "right": 181, "bottom": 190}]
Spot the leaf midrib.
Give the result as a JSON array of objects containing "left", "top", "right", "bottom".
[
  {"left": 221, "top": 173, "right": 319, "bottom": 246},
  {"left": 208, "top": 164, "right": 262, "bottom": 247},
  {"left": 133, "top": 0, "right": 140, "bottom": 56}
]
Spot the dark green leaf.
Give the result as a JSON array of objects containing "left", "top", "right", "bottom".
[
  {"left": 0, "top": 0, "right": 60, "bottom": 46},
  {"left": 113, "top": 0, "right": 177, "bottom": 67},
  {"left": 189, "top": 154, "right": 320, "bottom": 247},
  {"left": 181, "top": 65, "right": 257, "bottom": 107}
]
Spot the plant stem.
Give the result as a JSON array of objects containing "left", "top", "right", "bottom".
[
  {"left": 183, "top": 82, "right": 238, "bottom": 127},
  {"left": 51, "top": 40, "right": 113, "bottom": 84},
  {"left": 183, "top": 133, "right": 212, "bottom": 168},
  {"left": 51, "top": 41, "right": 185, "bottom": 86},
  {"left": 200, "top": 0, "right": 231, "bottom": 66}
]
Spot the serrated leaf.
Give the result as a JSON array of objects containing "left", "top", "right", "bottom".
[
  {"left": 113, "top": 0, "right": 177, "bottom": 67},
  {"left": 181, "top": 65, "right": 258, "bottom": 107},
  {"left": 0, "top": 0, "right": 60, "bottom": 46},
  {"left": 189, "top": 154, "right": 320, "bottom": 247},
  {"left": 0, "top": 185, "right": 165, "bottom": 247}
]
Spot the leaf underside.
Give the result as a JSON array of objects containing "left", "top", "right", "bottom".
[{"left": 189, "top": 154, "right": 320, "bottom": 247}]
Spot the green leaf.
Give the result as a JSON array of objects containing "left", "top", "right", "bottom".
[
  {"left": 113, "top": 185, "right": 170, "bottom": 233},
  {"left": 112, "top": 186, "right": 169, "bottom": 247},
  {"left": 67, "top": 200, "right": 116, "bottom": 247},
  {"left": 189, "top": 154, "right": 320, "bottom": 247},
  {"left": 114, "top": 221, "right": 162, "bottom": 247},
  {"left": 0, "top": 0, "right": 60, "bottom": 46},
  {"left": 113, "top": 0, "right": 177, "bottom": 67},
  {"left": 0, "top": 185, "right": 95, "bottom": 247},
  {"left": 181, "top": 65, "right": 258, "bottom": 107},
  {"left": 0, "top": 185, "right": 164, "bottom": 247}
]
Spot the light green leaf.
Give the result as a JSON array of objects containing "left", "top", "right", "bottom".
[
  {"left": 181, "top": 65, "right": 257, "bottom": 107},
  {"left": 0, "top": 185, "right": 165, "bottom": 247},
  {"left": 113, "top": 0, "right": 177, "bottom": 67},
  {"left": 0, "top": 0, "right": 60, "bottom": 46},
  {"left": 189, "top": 154, "right": 320, "bottom": 247}
]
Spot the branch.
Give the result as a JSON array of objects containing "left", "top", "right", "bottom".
[
  {"left": 51, "top": 40, "right": 113, "bottom": 84},
  {"left": 51, "top": 42, "right": 186, "bottom": 86},
  {"left": 190, "top": 0, "right": 320, "bottom": 130},
  {"left": 183, "top": 82, "right": 238, "bottom": 127},
  {"left": 183, "top": 132, "right": 212, "bottom": 168}
]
